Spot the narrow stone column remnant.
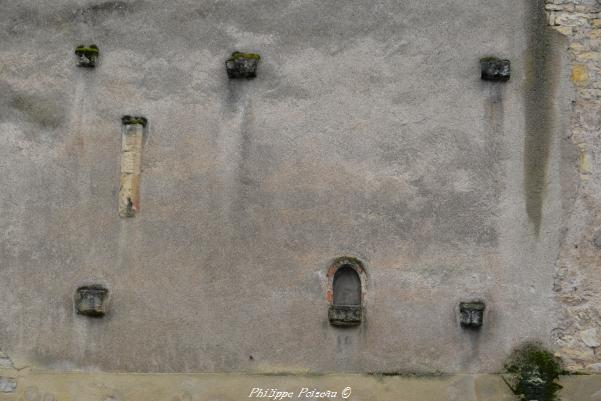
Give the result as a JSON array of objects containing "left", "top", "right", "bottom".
[
  {"left": 119, "top": 116, "right": 147, "bottom": 218},
  {"left": 225, "top": 51, "right": 261, "bottom": 79},
  {"left": 480, "top": 57, "right": 510, "bottom": 81},
  {"left": 75, "top": 44, "right": 99, "bottom": 68}
]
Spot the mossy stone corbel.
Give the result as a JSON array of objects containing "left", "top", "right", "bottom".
[
  {"left": 75, "top": 44, "right": 99, "bottom": 68},
  {"left": 121, "top": 115, "right": 148, "bottom": 127},
  {"left": 75, "top": 285, "right": 109, "bottom": 317},
  {"left": 226, "top": 51, "right": 261, "bottom": 79},
  {"left": 480, "top": 56, "right": 510, "bottom": 81},
  {"left": 459, "top": 301, "right": 485, "bottom": 329}
]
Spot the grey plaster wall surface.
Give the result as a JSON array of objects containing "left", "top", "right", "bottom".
[{"left": 0, "top": 0, "right": 576, "bottom": 373}]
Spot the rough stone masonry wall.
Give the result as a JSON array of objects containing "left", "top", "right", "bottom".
[{"left": 547, "top": 0, "right": 601, "bottom": 372}]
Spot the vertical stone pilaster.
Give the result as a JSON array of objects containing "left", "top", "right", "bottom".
[{"left": 119, "top": 116, "right": 146, "bottom": 218}]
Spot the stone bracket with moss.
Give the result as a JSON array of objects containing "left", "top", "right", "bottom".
[
  {"left": 459, "top": 301, "right": 485, "bottom": 329},
  {"left": 225, "top": 51, "right": 261, "bottom": 79},
  {"left": 75, "top": 285, "right": 109, "bottom": 317},
  {"left": 74, "top": 44, "right": 99, "bottom": 68},
  {"left": 480, "top": 57, "right": 510, "bottom": 81}
]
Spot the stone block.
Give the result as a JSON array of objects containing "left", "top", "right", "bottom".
[
  {"left": 74, "top": 45, "right": 99, "bottom": 68},
  {"left": 225, "top": 52, "right": 261, "bottom": 79},
  {"left": 75, "top": 285, "right": 109, "bottom": 317},
  {"left": 328, "top": 305, "right": 362, "bottom": 327},
  {"left": 460, "top": 301, "right": 485, "bottom": 329},
  {"left": 480, "top": 57, "right": 510, "bottom": 82}
]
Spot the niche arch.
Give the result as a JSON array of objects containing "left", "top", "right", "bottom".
[{"left": 326, "top": 256, "right": 367, "bottom": 327}]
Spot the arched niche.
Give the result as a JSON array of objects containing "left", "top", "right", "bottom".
[
  {"left": 326, "top": 257, "right": 366, "bottom": 327},
  {"left": 333, "top": 266, "right": 361, "bottom": 306}
]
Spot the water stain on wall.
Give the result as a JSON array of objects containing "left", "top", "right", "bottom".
[
  {"left": 71, "top": 1, "right": 137, "bottom": 24},
  {"left": 524, "top": 0, "right": 557, "bottom": 235}
]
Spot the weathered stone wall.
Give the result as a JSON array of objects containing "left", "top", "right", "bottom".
[
  {"left": 0, "top": 0, "right": 585, "bottom": 383},
  {"left": 546, "top": 0, "right": 601, "bottom": 372}
]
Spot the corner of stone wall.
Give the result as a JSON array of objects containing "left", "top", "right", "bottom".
[{"left": 545, "top": 0, "right": 601, "bottom": 373}]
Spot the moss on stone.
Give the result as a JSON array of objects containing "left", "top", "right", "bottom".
[
  {"left": 75, "top": 44, "right": 99, "bottom": 56},
  {"left": 480, "top": 56, "right": 500, "bottom": 62},
  {"left": 121, "top": 115, "right": 147, "bottom": 127},
  {"left": 503, "top": 342, "right": 563, "bottom": 401},
  {"left": 228, "top": 51, "right": 261, "bottom": 61}
]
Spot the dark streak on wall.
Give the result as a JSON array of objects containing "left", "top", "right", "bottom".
[{"left": 524, "top": 0, "right": 557, "bottom": 235}]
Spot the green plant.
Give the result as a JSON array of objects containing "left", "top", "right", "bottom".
[{"left": 503, "top": 342, "right": 563, "bottom": 401}]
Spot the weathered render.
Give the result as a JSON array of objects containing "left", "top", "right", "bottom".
[{"left": 1, "top": 0, "right": 601, "bottom": 399}]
